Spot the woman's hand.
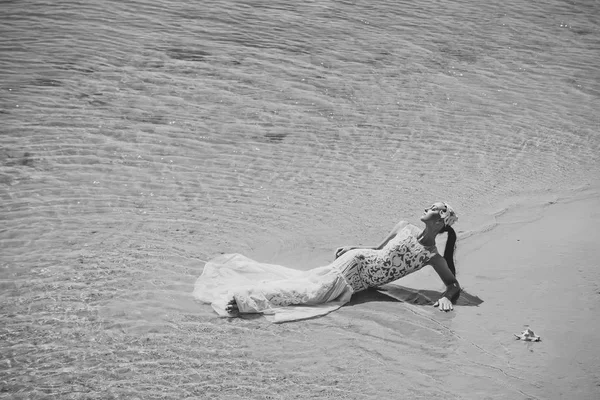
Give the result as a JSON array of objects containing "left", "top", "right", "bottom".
[
  {"left": 334, "top": 246, "right": 354, "bottom": 259},
  {"left": 433, "top": 297, "right": 453, "bottom": 312}
]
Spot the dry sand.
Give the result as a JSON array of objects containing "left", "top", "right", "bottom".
[{"left": 2, "top": 190, "right": 600, "bottom": 399}]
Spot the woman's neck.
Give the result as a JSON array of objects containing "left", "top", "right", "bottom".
[{"left": 418, "top": 225, "right": 439, "bottom": 246}]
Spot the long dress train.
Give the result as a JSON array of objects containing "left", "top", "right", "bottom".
[{"left": 193, "top": 253, "right": 355, "bottom": 323}]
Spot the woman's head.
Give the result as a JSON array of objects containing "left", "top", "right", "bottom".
[
  {"left": 420, "top": 202, "right": 458, "bottom": 229},
  {"left": 421, "top": 201, "right": 458, "bottom": 276}
]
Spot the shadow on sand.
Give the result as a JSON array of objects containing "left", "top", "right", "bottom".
[
  {"left": 232, "top": 285, "right": 484, "bottom": 322},
  {"left": 349, "top": 285, "right": 484, "bottom": 307}
]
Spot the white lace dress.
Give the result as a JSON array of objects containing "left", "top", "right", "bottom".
[{"left": 193, "top": 224, "right": 438, "bottom": 323}]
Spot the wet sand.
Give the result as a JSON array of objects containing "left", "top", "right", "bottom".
[{"left": 3, "top": 189, "right": 598, "bottom": 399}]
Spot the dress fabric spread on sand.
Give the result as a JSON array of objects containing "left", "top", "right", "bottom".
[{"left": 193, "top": 224, "right": 438, "bottom": 322}]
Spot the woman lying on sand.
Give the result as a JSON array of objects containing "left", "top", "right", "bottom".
[{"left": 194, "top": 202, "right": 460, "bottom": 323}]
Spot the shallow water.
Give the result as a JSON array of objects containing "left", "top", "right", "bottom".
[{"left": 1, "top": 0, "right": 600, "bottom": 398}]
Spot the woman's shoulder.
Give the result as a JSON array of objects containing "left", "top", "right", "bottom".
[
  {"left": 402, "top": 222, "right": 420, "bottom": 234},
  {"left": 392, "top": 222, "right": 421, "bottom": 239},
  {"left": 393, "top": 220, "right": 411, "bottom": 233}
]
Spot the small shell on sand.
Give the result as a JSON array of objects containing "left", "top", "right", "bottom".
[{"left": 514, "top": 328, "right": 541, "bottom": 342}]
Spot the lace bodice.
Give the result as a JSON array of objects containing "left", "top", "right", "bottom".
[{"left": 337, "top": 224, "right": 438, "bottom": 291}]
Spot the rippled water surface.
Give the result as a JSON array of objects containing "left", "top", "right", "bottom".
[{"left": 1, "top": 0, "right": 599, "bottom": 398}]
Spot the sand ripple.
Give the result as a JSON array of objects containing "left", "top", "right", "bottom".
[{"left": 2, "top": 0, "right": 600, "bottom": 398}]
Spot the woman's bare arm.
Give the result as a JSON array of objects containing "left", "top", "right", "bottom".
[
  {"left": 429, "top": 254, "right": 461, "bottom": 311},
  {"left": 335, "top": 220, "right": 409, "bottom": 258},
  {"left": 372, "top": 220, "right": 410, "bottom": 250}
]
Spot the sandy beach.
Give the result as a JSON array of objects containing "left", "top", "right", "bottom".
[
  {"left": 380, "top": 188, "right": 600, "bottom": 399},
  {"left": 2, "top": 0, "right": 600, "bottom": 398}
]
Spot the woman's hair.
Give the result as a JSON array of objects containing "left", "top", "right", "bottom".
[{"left": 440, "top": 225, "right": 457, "bottom": 276}]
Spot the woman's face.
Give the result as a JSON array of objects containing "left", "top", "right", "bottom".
[{"left": 420, "top": 202, "right": 446, "bottom": 223}]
